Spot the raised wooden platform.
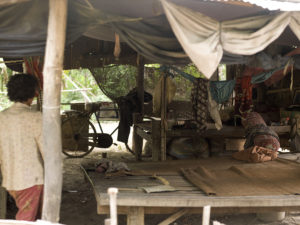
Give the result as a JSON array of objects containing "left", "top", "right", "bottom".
[
  {"left": 82, "top": 157, "right": 300, "bottom": 225},
  {"left": 134, "top": 118, "right": 291, "bottom": 161}
]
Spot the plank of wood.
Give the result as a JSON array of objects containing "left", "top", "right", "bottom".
[
  {"left": 152, "top": 121, "right": 161, "bottom": 161},
  {"left": 97, "top": 192, "right": 300, "bottom": 208},
  {"left": 158, "top": 209, "right": 188, "bottom": 225},
  {"left": 133, "top": 113, "right": 144, "bottom": 161},
  {"left": 127, "top": 207, "right": 144, "bottom": 225},
  {"left": 136, "top": 127, "right": 152, "bottom": 142},
  {"left": 0, "top": 187, "right": 6, "bottom": 219},
  {"left": 0, "top": 220, "right": 62, "bottom": 225},
  {"left": 98, "top": 205, "right": 300, "bottom": 215},
  {"left": 202, "top": 206, "right": 211, "bottom": 225}
]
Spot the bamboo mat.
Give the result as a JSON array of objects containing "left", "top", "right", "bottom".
[{"left": 182, "top": 159, "right": 300, "bottom": 196}]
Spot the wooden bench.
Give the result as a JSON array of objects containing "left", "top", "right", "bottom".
[{"left": 134, "top": 108, "right": 291, "bottom": 160}]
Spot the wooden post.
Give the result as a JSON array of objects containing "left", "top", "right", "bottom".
[
  {"left": 0, "top": 187, "right": 6, "bottom": 219},
  {"left": 42, "top": 0, "right": 68, "bottom": 222},
  {"left": 160, "top": 74, "right": 167, "bottom": 161},
  {"left": 132, "top": 55, "right": 144, "bottom": 161},
  {"left": 152, "top": 120, "right": 161, "bottom": 161},
  {"left": 202, "top": 205, "right": 211, "bottom": 225},
  {"left": 127, "top": 207, "right": 144, "bottom": 225}
]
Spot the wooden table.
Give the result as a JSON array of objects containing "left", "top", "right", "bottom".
[{"left": 83, "top": 157, "right": 300, "bottom": 225}]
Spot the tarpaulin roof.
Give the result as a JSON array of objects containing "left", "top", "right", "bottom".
[{"left": 1, "top": 0, "right": 300, "bottom": 78}]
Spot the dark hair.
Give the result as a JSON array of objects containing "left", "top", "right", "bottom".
[{"left": 7, "top": 74, "right": 38, "bottom": 102}]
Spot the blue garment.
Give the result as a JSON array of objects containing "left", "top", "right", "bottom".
[
  {"left": 251, "top": 66, "right": 285, "bottom": 84},
  {"left": 209, "top": 80, "right": 236, "bottom": 104}
]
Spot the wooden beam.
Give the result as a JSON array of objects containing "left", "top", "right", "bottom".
[
  {"left": 41, "top": 0, "right": 68, "bottom": 222},
  {"left": 158, "top": 209, "right": 188, "bottom": 225},
  {"left": 0, "top": 220, "right": 62, "bottom": 225},
  {"left": 0, "top": 0, "right": 29, "bottom": 6},
  {"left": 98, "top": 205, "right": 300, "bottom": 215},
  {"left": 132, "top": 56, "right": 144, "bottom": 161},
  {"left": 127, "top": 207, "right": 144, "bottom": 225},
  {"left": 160, "top": 75, "right": 167, "bottom": 161},
  {"left": 0, "top": 187, "right": 6, "bottom": 219}
]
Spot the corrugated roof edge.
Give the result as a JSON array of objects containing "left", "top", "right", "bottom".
[{"left": 206, "top": 0, "right": 300, "bottom": 11}]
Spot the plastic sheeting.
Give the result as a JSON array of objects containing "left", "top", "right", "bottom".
[
  {"left": 0, "top": 0, "right": 299, "bottom": 72},
  {"left": 161, "top": 0, "right": 300, "bottom": 78}
]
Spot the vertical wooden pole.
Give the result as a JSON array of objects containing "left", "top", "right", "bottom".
[
  {"left": 42, "top": 0, "right": 68, "bottom": 222},
  {"left": 202, "top": 205, "right": 211, "bottom": 225},
  {"left": 0, "top": 187, "right": 6, "bottom": 219},
  {"left": 160, "top": 74, "right": 167, "bottom": 161},
  {"left": 151, "top": 120, "right": 161, "bottom": 161},
  {"left": 132, "top": 55, "right": 144, "bottom": 161},
  {"left": 127, "top": 207, "right": 144, "bottom": 225}
]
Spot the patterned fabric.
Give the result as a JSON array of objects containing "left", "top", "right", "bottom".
[
  {"left": 191, "top": 78, "right": 208, "bottom": 132},
  {"left": 245, "top": 124, "right": 280, "bottom": 150},
  {"left": 9, "top": 185, "right": 43, "bottom": 221},
  {"left": 0, "top": 103, "right": 44, "bottom": 190},
  {"left": 243, "top": 112, "right": 280, "bottom": 151}
]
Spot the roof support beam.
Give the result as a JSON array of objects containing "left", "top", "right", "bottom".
[{"left": 41, "top": 0, "right": 68, "bottom": 222}]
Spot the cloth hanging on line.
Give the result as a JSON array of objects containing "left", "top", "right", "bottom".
[
  {"left": 207, "top": 82, "right": 222, "bottom": 130},
  {"left": 24, "top": 56, "right": 43, "bottom": 111},
  {"left": 209, "top": 80, "right": 236, "bottom": 104},
  {"left": 161, "top": 0, "right": 300, "bottom": 78},
  {"left": 191, "top": 78, "right": 209, "bottom": 132}
]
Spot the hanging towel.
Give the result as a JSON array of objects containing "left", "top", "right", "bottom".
[{"left": 209, "top": 80, "right": 235, "bottom": 104}]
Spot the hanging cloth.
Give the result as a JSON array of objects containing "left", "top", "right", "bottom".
[
  {"left": 191, "top": 78, "right": 208, "bottom": 132},
  {"left": 209, "top": 80, "right": 236, "bottom": 104},
  {"left": 24, "top": 56, "right": 43, "bottom": 111},
  {"left": 235, "top": 75, "right": 253, "bottom": 115}
]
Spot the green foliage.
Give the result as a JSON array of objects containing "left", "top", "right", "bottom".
[
  {"left": 62, "top": 68, "right": 110, "bottom": 104},
  {"left": 182, "top": 64, "right": 204, "bottom": 78},
  {"left": 0, "top": 62, "right": 210, "bottom": 112},
  {"left": 0, "top": 65, "right": 13, "bottom": 110},
  {"left": 90, "top": 65, "right": 137, "bottom": 100}
]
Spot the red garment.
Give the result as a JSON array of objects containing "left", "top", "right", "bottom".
[
  {"left": 235, "top": 68, "right": 264, "bottom": 115},
  {"left": 8, "top": 185, "right": 43, "bottom": 221},
  {"left": 24, "top": 57, "right": 43, "bottom": 89}
]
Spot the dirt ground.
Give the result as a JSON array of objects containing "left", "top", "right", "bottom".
[{"left": 6, "top": 122, "right": 300, "bottom": 225}]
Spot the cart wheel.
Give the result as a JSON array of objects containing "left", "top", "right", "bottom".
[{"left": 62, "top": 115, "right": 97, "bottom": 158}]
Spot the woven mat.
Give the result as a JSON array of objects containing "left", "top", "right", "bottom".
[{"left": 182, "top": 159, "right": 300, "bottom": 196}]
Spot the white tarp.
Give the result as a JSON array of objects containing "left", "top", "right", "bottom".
[{"left": 161, "top": 0, "right": 300, "bottom": 79}]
